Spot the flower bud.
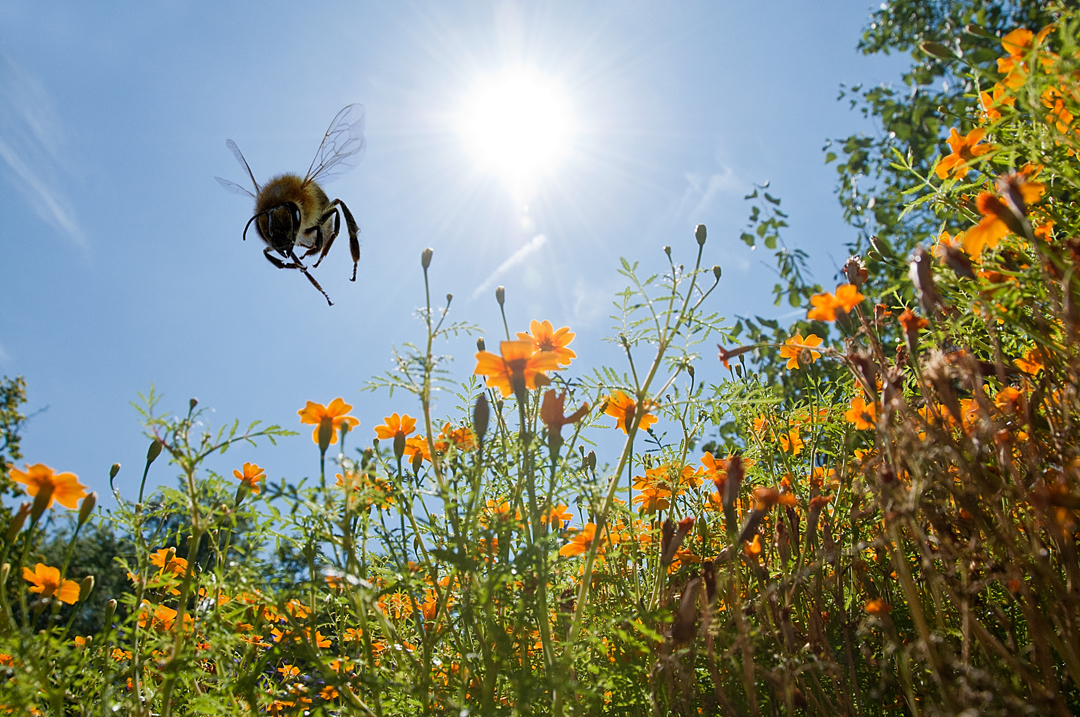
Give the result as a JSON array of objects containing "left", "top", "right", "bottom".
[
  {"left": 410, "top": 450, "right": 423, "bottom": 474},
  {"left": 189, "top": 397, "right": 199, "bottom": 411},
  {"left": 5, "top": 503, "right": 30, "bottom": 544},
  {"left": 586, "top": 450, "right": 596, "bottom": 472},
  {"left": 421, "top": 247, "right": 433, "bottom": 269},
  {"left": 495, "top": 286, "right": 505, "bottom": 306},
  {"left": 146, "top": 439, "right": 163, "bottom": 465},
  {"left": 30, "top": 483, "right": 54, "bottom": 521},
  {"left": 712, "top": 265, "right": 721, "bottom": 281},
  {"left": 473, "top": 393, "right": 490, "bottom": 442},
  {"left": 78, "top": 492, "right": 97, "bottom": 527},
  {"left": 104, "top": 599, "right": 117, "bottom": 627},
  {"left": 79, "top": 576, "right": 95, "bottom": 602},
  {"left": 919, "top": 40, "right": 955, "bottom": 59},
  {"left": 109, "top": 463, "right": 121, "bottom": 479},
  {"left": 476, "top": 337, "right": 486, "bottom": 352},
  {"left": 695, "top": 224, "right": 707, "bottom": 246},
  {"left": 446, "top": 293, "right": 453, "bottom": 305}
]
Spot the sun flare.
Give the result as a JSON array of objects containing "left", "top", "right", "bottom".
[{"left": 459, "top": 68, "right": 574, "bottom": 190}]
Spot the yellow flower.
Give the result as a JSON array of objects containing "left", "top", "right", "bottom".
[
  {"left": 10, "top": 464, "right": 87, "bottom": 510},
  {"left": 474, "top": 340, "right": 561, "bottom": 398},
  {"left": 22, "top": 563, "right": 80, "bottom": 604},
  {"left": 297, "top": 399, "right": 359, "bottom": 445},
  {"left": 602, "top": 390, "right": 658, "bottom": 434},
  {"left": 778, "top": 333, "right": 823, "bottom": 369},
  {"left": 934, "top": 127, "right": 993, "bottom": 180},
  {"left": 374, "top": 413, "right": 416, "bottom": 441},
  {"left": 232, "top": 462, "right": 265, "bottom": 495},
  {"left": 516, "top": 320, "right": 577, "bottom": 367},
  {"left": 1014, "top": 347, "right": 1044, "bottom": 375},
  {"left": 845, "top": 395, "right": 877, "bottom": 430},
  {"left": 778, "top": 429, "right": 803, "bottom": 456}
]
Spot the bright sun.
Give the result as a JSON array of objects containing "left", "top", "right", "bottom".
[{"left": 460, "top": 68, "right": 574, "bottom": 190}]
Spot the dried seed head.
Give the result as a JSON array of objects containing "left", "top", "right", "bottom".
[
  {"left": 909, "top": 246, "right": 942, "bottom": 315},
  {"left": 843, "top": 255, "right": 869, "bottom": 288}
]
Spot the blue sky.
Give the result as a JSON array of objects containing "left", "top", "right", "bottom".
[{"left": 0, "top": 1, "right": 908, "bottom": 505}]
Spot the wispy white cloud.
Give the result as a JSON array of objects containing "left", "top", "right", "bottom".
[
  {"left": 0, "top": 51, "right": 84, "bottom": 246},
  {"left": 472, "top": 234, "right": 548, "bottom": 299},
  {"left": 678, "top": 166, "right": 740, "bottom": 220}
]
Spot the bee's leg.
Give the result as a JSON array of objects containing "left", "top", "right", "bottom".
[
  {"left": 263, "top": 247, "right": 333, "bottom": 306},
  {"left": 318, "top": 199, "right": 360, "bottom": 281},
  {"left": 310, "top": 209, "right": 341, "bottom": 270}
]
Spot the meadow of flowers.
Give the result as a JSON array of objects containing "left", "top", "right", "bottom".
[{"left": 2, "top": 13, "right": 1080, "bottom": 717}]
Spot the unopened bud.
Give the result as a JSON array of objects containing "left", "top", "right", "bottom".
[
  {"left": 712, "top": 265, "right": 721, "bottom": 281},
  {"left": 421, "top": 247, "right": 433, "bottom": 269},
  {"left": 109, "top": 463, "right": 121, "bottom": 479},
  {"left": 476, "top": 337, "right": 486, "bottom": 352},
  {"left": 686, "top": 364, "right": 695, "bottom": 379},
  {"left": 920, "top": 40, "right": 956, "bottom": 60},
  {"left": 446, "top": 293, "right": 453, "bottom": 305},
  {"left": 495, "top": 286, "right": 505, "bottom": 306},
  {"left": 31, "top": 483, "right": 55, "bottom": 521},
  {"left": 79, "top": 576, "right": 95, "bottom": 602},
  {"left": 317, "top": 418, "right": 334, "bottom": 455},
  {"left": 410, "top": 450, "right": 423, "bottom": 474},
  {"left": 473, "top": 393, "right": 490, "bottom": 442},
  {"left": 586, "top": 450, "right": 596, "bottom": 472},
  {"left": 146, "top": 439, "right": 163, "bottom": 465},
  {"left": 78, "top": 492, "right": 97, "bottom": 527},
  {"left": 189, "top": 397, "right": 199, "bottom": 411},
  {"left": 5, "top": 503, "right": 30, "bottom": 543},
  {"left": 695, "top": 224, "right": 707, "bottom": 246},
  {"left": 663, "top": 246, "right": 671, "bottom": 257},
  {"left": 104, "top": 599, "right": 117, "bottom": 627}
]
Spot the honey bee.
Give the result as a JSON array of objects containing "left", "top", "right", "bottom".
[{"left": 217, "top": 104, "right": 365, "bottom": 305}]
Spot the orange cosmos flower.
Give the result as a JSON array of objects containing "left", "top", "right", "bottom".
[
  {"left": 997, "top": 26, "right": 1055, "bottom": 88},
  {"left": 935, "top": 127, "right": 994, "bottom": 180},
  {"left": 980, "top": 83, "right": 1016, "bottom": 122},
  {"left": 434, "top": 422, "right": 478, "bottom": 453},
  {"left": 403, "top": 435, "right": 431, "bottom": 462},
  {"left": 539, "top": 504, "right": 573, "bottom": 530},
  {"left": 150, "top": 548, "right": 188, "bottom": 576},
  {"left": 474, "top": 340, "right": 561, "bottom": 398},
  {"left": 374, "top": 413, "right": 416, "bottom": 441},
  {"left": 633, "top": 486, "right": 672, "bottom": 514},
  {"left": 865, "top": 598, "right": 892, "bottom": 616},
  {"left": 779, "top": 333, "right": 823, "bottom": 369},
  {"left": 961, "top": 177, "right": 1043, "bottom": 258},
  {"left": 603, "top": 390, "right": 658, "bottom": 434},
  {"left": 23, "top": 563, "right": 80, "bottom": 604},
  {"left": 807, "top": 284, "right": 864, "bottom": 322},
  {"left": 898, "top": 309, "right": 929, "bottom": 334},
  {"left": 778, "top": 429, "right": 803, "bottom": 456},
  {"left": 297, "top": 398, "right": 360, "bottom": 445},
  {"left": 516, "top": 320, "right": 577, "bottom": 367},
  {"left": 232, "top": 462, "right": 265, "bottom": 494},
  {"left": 10, "top": 464, "right": 87, "bottom": 510},
  {"left": 559, "top": 523, "right": 599, "bottom": 557},
  {"left": 1014, "top": 347, "right": 1045, "bottom": 375},
  {"left": 1041, "top": 86, "right": 1074, "bottom": 133},
  {"left": 845, "top": 395, "right": 877, "bottom": 430}
]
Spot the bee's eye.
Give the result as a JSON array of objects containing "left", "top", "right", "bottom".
[{"left": 291, "top": 205, "right": 301, "bottom": 229}]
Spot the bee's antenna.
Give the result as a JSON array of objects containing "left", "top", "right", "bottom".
[{"left": 242, "top": 212, "right": 264, "bottom": 242}]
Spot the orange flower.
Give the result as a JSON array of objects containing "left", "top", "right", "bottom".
[
  {"left": 297, "top": 399, "right": 360, "bottom": 445},
  {"left": 539, "top": 504, "right": 573, "bottom": 530},
  {"left": 807, "top": 284, "right": 864, "bottom": 322},
  {"left": 633, "top": 486, "right": 672, "bottom": 513},
  {"left": 23, "top": 563, "right": 80, "bottom": 604},
  {"left": 980, "top": 83, "right": 1016, "bottom": 122},
  {"left": 403, "top": 435, "right": 430, "bottom": 462},
  {"left": 434, "top": 423, "right": 478, "bottom": 453},
  {"left": 559, "top": 523, "right": 599, "bottom": 557},
  {"left": 898, "top": 309, "right": 929, "bottom": 334},
  {"left": 1014, "top": 347, "right": 1045, "bottom": 375},
  {"left": 778, "top": 428, "right": 803, "bottom": 456},
  {"left": 997, "top": 27, "right": 1055, "bottom": 88},
  {"left": 232, "top": 462, "right": 265, "bottom": 495},
  {"left": 150, "top": 549, "right": 188, "bottom": 576},
  {"left": 845, "top": 395, "right": 877, "bottom": 430},
  {"left": 474, "top": 340, "right": 561, "bottom": 398},
  {"left": 374, "top": 413, "right": 416, "bottom": 441},
  {"left": 865, "top": 598, "right": 892, "bottom": 616},
  {"left": 516, "top": 320, "right": 577, "bottom": 367},
  {"left": 743, "top": 534, "right": 762, "bottom": 558},
  {"left": 603, "top": 390, "right": 658, "bottom": 434},
  {"left": 779, "top": 333, "right": 823, "bottom": 369},
  {"left": 1041, "top": 86, "right": 1074, "bottom": 133},
  {"left": 10, "top": 464, "right": 87, "bottom": 510},
  {"left": 935, "top": 127, "right": 994, "bottom": 180},
  {"left": 962, "top": 178, "right": 1043, "bottom": 258},
  {"left": 700, "top": 452, "right": 730, "bottom": 483}
]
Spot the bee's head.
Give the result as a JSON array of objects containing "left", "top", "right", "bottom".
[{"left": 246, "top": 202, "right": 301, "bottom": 251}]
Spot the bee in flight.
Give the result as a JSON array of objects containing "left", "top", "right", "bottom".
[{"left": 216, "top": 104, "right": 365, "bottom": 306}]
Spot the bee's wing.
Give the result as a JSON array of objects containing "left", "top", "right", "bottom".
[
  {"left": 226, "top": 139, "right": 261, "bottom": 193},
  {"left": 304, "top": 104, "right": 366, "bottom": 185},
  {"left": 215, "top": 176, "right": 255, "bottom": 199}
]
